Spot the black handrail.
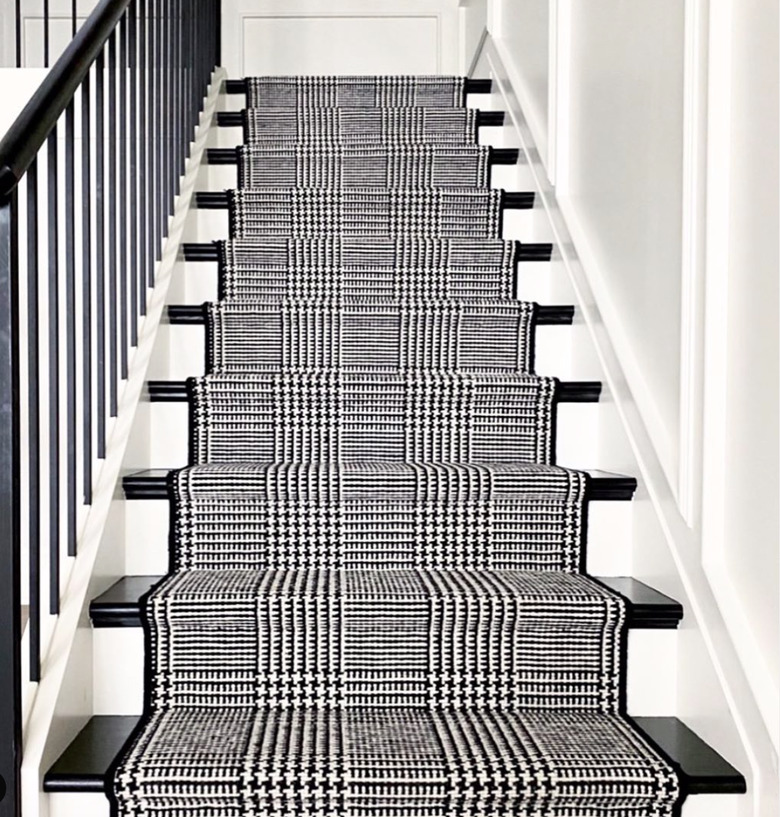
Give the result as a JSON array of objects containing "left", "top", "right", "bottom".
[
  {"left": 0, "top": 1, "right": 220, "bottom": 813},
  {"left": 0, "top": 0, "right": 131, "bottom": 200}
]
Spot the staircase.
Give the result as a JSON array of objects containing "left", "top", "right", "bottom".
[{"left": 42, "top": 75, "right": 745, "bottom": 817}]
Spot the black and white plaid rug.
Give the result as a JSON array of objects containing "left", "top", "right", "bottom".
[{"left": 113, "top": 74, "right": 679, "bottom": 817}]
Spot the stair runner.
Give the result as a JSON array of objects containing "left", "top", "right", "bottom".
[{"left": 112, "top": 75, "right": 680, "bottom": 816}]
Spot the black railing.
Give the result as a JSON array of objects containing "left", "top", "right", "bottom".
[{"left": 0, "top": 0, "right": 220, "bottom": 812}]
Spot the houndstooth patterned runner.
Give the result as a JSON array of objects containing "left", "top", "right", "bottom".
[
  {"left": 113, "top": 72, "right": 679, "bottom": 817},
  {"left": 115, "top": 708, "right": 678, "bottom": 817},
  {"left": 245, "top": 75, "right": 468, "bottom": 108},
  {"left": 144, "top": 568, "right": 624, "bottom": 710},
  {"left": 205, "top": 299, "right": 537, "bottom": 373},
  {"left": 170, "top": 462, "right": 587, "bottom": 572},
  {"left": 236, "top": 144, "right": 492, "bottom": 189},
  {"left": 228, "top": 188, "right": 504, "bottom": 239},
  {"left": 188, "top": 371, "right": 558, "bottom": 465},
  {"left": 241, "top": 106, "right": 480, "bottom": 145},
  {"left": 216, "top": 237, "right": 519, "bottom": 300}
]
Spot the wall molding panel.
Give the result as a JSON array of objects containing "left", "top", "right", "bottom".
[{"left": 221, "top": 0, "right": 462, "bottom": 78}]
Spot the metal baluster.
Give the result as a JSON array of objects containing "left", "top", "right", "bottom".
[
  {"left": 0, "top": 190, "right": 21, "bottom": 817},
  {"left": 64, "top": 101, "right": 77, "bottom": 556},
  {"left": 119, "top": 13, "right": 129, "bottom": 377},
  {"left": 15, "top": 0, "right": 22, "bottom": 67},
  {"left": 139, "top": 0, "right": 150, "bottom": 298},
  {"left": 46, "top": 129, "right": 59, "bottom": 613},
  {"left": 129, "top": 1, "right": 139, "bottom": 338},
  {"left": 43, "top": 0, "right": 50, "bottom": 67},
  {"left": 26, "top": 158, "right": 41, "bottom": 682},
  {"left": 81, "top": 72, "right": 92, "bottom": 502},
  {"left": 95, "top": 51, "right": 106, "bottom": 458},
  {"left": 108, "top": 32, "right": 118, "bottom": 417}
]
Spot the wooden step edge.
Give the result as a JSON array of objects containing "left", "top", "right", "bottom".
[
  {"left": 166, "top": 304, "right": 574, "bottom": 326},
  {"left": 181, "top": 240, "right": 553, "bottom": 263},
  {"left": 193, "top": 190, "right": 535, "bottom": 210},
  {"left": 43, "top": 714, "right": 745, "bottom": 796},
  {"left": 205, "top": 146, "right": 519, "bottom": 165},
  {"left": 89, "top": 575, "right": 682, "bottom": 630},
  {"left": 223, "top": 78, "right": 494, "bottom": 95},
  {"left": 145, "top": 379, "right": 600, "bottom": 403},
  {"left": 122, "top": 469, "right": 637, "bottom": 502},
  {"left": 216, "top": 110, "right": 507, "bottom": 128}
]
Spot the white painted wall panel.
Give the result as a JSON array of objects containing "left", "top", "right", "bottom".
[
  {"left": 242, "top": 16, "right": 439, "bottom": 76},
  {"left": 563, "top": 0, "right": 685, "bottom": 485},
  {"left": 494, "top": 0, "right": 549, "bottom": 164},
  {"left": 222, "top": 0, "right": 461, "bottom": 78}
]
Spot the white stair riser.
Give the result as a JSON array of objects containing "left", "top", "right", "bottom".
[
  {"left": 48, "top": 791, "right": 740, "bottom": 817},
  {"left": 93, "top": 626, "right": 675, "bottom": 717},
  {"left": 124, "top": 494, "right": 632, "bottom": 578}
]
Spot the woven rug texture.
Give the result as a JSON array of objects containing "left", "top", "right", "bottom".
[{"left": 112, "top": 74, "right": 679, "bottom": 817}]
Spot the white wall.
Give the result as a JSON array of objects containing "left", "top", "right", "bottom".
[
  {"left": 701, "top": 0, "right": 780, "bottom": 755},
  {"left": 485, "top": 0, "right": 779, "bottom": 813},
  {"left": 221, "top": 0, "right": 462, "bottom": 78}
]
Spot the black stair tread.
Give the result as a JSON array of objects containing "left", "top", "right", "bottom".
[
  {"left": 632, "top": 717, "right": 747, "bottom": 795},
  {"left": 43, "top": 716, "right": 139, "bottom": 793},
  {"left": 43, "top": 714, "right": 745, "bottom": 795},
  {"left": 123, "top": 469, "right": 637, "bottom": 501},
  {"left": 206, "top": 146, "right": 519, "bottom": 164},
  {"left": 216, "top": 111, "right": 506, "bottom": 128},
  {"left": 166, "top": 303, "right": 574, "bottom": 325},
  {"left": 90, "top": 575, "right": 681, "bottom": 630},
  {"left": 146, "top": 379, "right": 601, "bottom": 403},
  {"left": 193, "top": 189, "right": 534, "bottom": 209},
  {"left": 224, "top": 78, "right": 493, "bottom": 95},
  {"left": 181, "top": 240, "right": 553, "bottom": 263}
]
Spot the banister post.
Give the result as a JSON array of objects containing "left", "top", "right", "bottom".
[{"left": 0, "top": 194, "right": 22, "bottom": 817}]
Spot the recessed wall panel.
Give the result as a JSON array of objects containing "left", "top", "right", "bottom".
[{"left": 242, "top": 16, "right": 439, "bottom": 76}]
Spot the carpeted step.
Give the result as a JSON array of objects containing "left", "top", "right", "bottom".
[
  {"left": 170, "top": 462, "right": 586, "bottom": 572},
  {"left": 188, "top": 371, "right": 558, "bottom": 465},
  {"left": 244, "top": 75, "right": 474, "bottom": 109},
  {"left": 236, "top": 144, "right": 492, "bottom": 189},
  {"left": 142, "top": 568, "right": 625, "bottom": 711},
  {"left": 215, "top": 237, "right": 520, "bottom": 301},
  {"left": 228, "top": 188, "right": 506, "bottom": 240},
  {"left": 113, "top": 706, "right": 679, "bottom": 816},
  {"left": 240, "top": 106, "right": 482, "bottom": 145},
  {"left": 204, "top": 298, "right": 538, "bottom": 374}
]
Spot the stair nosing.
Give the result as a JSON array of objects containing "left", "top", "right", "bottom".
[
  {"left": 166, "top": 303, "right": 574, "bottom": 326},
  {"left": 122, "top": 469, "right": 638, "bottom": 502},
  {"left": 90, "top": 575, "right": 682, "bottom": 631},
  {"left": 42, "top": 714, "right": 746, "bottom": 796}
]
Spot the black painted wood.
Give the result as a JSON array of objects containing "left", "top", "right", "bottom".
[
  {"left": 632, "top": 717, "right": 747, "bottom": 795},
  {"left": 223, "top": 78, "right": 494, "bottom": 95},
  {"left": 182, "top": 240, "right": 553, "bottom": 263},
  {"left": 146, "top": 379, "right": 600, "bottom": 403},
  {"left": 165, "top": 304, "right": 573, "bottom": 326},
  {"left": 193, "top": 190, "right": 535, "bottom": 210},
  {"left": 123, "top": 468, "right": 636, "bottom": 502},
  {"left": 43, "top": 714, "right": 746, "bottom": 795},
  {"left": 593, "top": 577, "right": 682, "bottom": 629},
  {"left": 43, "top": 716, "right": 139, "bottom": 793},
  {"left": 216, "top": 111, "right": 507, "bottom": 128},
  {"left": 90, "top": 575, "right": 681, "bottom": 630},
  {"left": 205, "top": 146, "right": 519, "bottom": 166}
]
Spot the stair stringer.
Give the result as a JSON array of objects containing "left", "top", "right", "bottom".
[
  {"left": 23, "top": 68, "right": 228, "bottom": 817},
  {"left": 473, "top": 31, "right": 767, "bottom": 817}
]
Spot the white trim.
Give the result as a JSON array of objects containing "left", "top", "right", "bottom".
[
  {"left": 546, "top": 0, "right": 559, "bottom": 185},
  {"left": 20, "top": 69, "right": 227, "bottom": 817},
  {"left": 677, "top": 0, "right": 709, "bottom": 526},
  {"left": 479, "top": 28, "right": 779, "bottom": 812},
  {"left": 550, "top": 0, "right": 572, "bottom": 193}
]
